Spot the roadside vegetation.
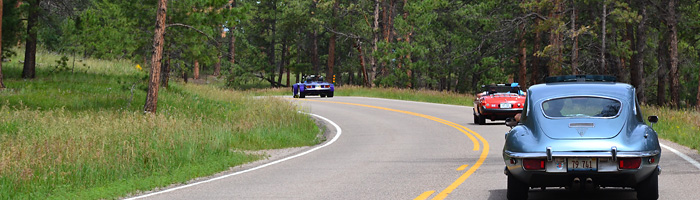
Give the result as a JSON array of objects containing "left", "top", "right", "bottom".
[
  {"left": 249, "top": 85, "right": 476, "bottom": 106},
  {"left": 0, "top": 51, "right": 320, "bottom": 199},
  {"left": 644, "top": 106, "right": 700, "bottom": 151}
]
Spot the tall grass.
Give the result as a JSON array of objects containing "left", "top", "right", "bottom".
[
  {"left": 643, "top": 106, "right": 700, "bottom": 152},
  {"left": 0, "top": 50, "right": 320, "bottom": 199}
]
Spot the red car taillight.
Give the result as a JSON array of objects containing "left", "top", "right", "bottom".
[
  {"left": 619, "top": 158, "right": 642, "bottom": 169},
  {"left": 523, "top": 159, "right": 546, "bottom": 170},
  {"left": 306, "top": 86, "right": 312, "bottom": 89}
]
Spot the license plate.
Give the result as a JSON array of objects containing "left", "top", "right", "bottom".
[
  {"left": 568, "top": 158, "right": 597, "bottom": 171},
  {"left": 500, "top": 103, "right": 512, "bottom": 108}
]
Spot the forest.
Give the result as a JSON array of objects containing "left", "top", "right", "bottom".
[{"left": 1, "top": 0, "right": 699, "bottom": 109}]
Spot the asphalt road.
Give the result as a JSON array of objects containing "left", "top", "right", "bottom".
[{"left": 131, "top": 96, "right": 700, "bottom": 200}]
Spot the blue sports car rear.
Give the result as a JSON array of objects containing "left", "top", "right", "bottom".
[
  {"left": 503, "top": 75, "right": 661, "bottom": 200},
  {"left": 292, "top": 75, "right": 334, "bottom": 98}
]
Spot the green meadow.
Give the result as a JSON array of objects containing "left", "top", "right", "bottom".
[{"left": 0, "top": 51, "right": 320, "bottom": 199}]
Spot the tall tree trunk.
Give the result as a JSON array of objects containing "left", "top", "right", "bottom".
[
  {"left": 22, "top": 0, "right": 40, "bottom": 79},
  {"left": 193, "top": 60, "right": 200, "bottom": 79},
  {"left": 214, "top": 56, "right": 221, "bottom": 76},
  {"left": 571, "top": 2, "right": 579, "bottom": 75},
  {"left": 214, "top": 43, "right": 221, "bottom": 77},
  {"left": 310, "top": 1, "right": 319, "bottom": 75},
  {"left": 228, "top": 0, "right": 236, "bottom": 81},
  {"left": 618, "top": 23, "right": 632, "bottom": 83},
  {"left": 657, "top": 34, "right": 668, "bottom": 106},
  {"left": 370, "top": 0, "right": 379, "bottom": 86},
  {"left": 697, "top": 50, "right": 700, "bottom": 107},
  {"left": 144, "top": 0, "right": 168, "bottom": 113},
  {"left": 403, "top": 0, "right": 412, "bottom": 88},
  {"left": 631, "top": 2, "right": 647, "bottom": 103},
  {"left": 270, "top": 1, "right": 277, "bottom": 85},
  {"left": 311, "top": 30, "right": 319, "bottom": 75},
  {"left": 355, "top": 41, "right": 369, "bottom": 87},
  {"left": 286, "top": 43, "right": 290, "bottom": 87},
  {"left": 667, "top": 0, "right": 679, "bottom": 107},
  {"left": 601, "top": 1, "right": 607, "bottom": 74},
  {"left": 182, "top": 67, "right": 188, "bottom": 83},
  {"left": 327, "top": 29, "right": 336, "bottom": 79},
  {"left": 327, "top": 0, "right": 339, "bottom": 80},
  {"left": 382, "top": 0, "right": 388, "bottom": 43},
  {"left": 518, "top": 20, "right": 527, "bottom": 88},
  {"left": 278, "top": 38, "right": 286, "bottom": 86},
  {"left": 547, "top": 0, "right": 563, "bottom": 76},
  {"left": 228, "top": 30, "right": 235, "bottom": 75},
  {"left": 0, "top": 0, "right": 4, "bottom": 89},
  {"left": 388, "top": 0, "right": 395, "bottom": 42},
  {"left": 348, "top": 66, "right": 354, "bottom": 85},
  {"left": 530, "top": 13, "right": 541, "bottom": 85}
]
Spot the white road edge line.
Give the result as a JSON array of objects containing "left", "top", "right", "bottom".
[
  {"left": 660, "top": 143, "right": 700, "bottom": 171},
  {"left": 125, "top": 113, "right": 342, "bottom": 200}
]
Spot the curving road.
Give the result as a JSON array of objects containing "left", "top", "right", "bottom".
[{"left": 131, "top": 96, "right": 700, "bottom": 200}]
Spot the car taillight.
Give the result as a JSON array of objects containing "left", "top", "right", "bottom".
[
  {"left": 306, "top": 86, "right": 312, "bottom": 89},
  {"left": 619, "top": 158, "right": 642, "bottom": 169},
  {"left": 523, "top": 159, "right": 546, "bottom": 170}
]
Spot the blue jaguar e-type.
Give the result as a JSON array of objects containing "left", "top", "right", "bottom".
[{"left": 503, "top": 75, "right": 660, "bottom": 200}]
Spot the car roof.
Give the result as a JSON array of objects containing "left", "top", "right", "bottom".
[{"left": 528, "top": 82, "right": 634, "bottom": 101}]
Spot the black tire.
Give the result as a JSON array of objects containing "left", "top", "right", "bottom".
[
  {"left": 636, "top": 167, "right": 659, "bottom": 200},
  {"left": 507, "top": 174, "right": 529, "bottom": 200},
  {"left": 300, "top": 93, "right": 306, "bottom": 98},
  {"left": 478, "top": 114, "right": 486, "bottom": 125},
  {"left": 473, "top": 112, "right": 478, "bottom": 124},
  {"left": 320, "top": 94, "right": 327, "bottom": 98},
  {"left": 328, "top": 92, "right": 334, "bottom": 98}
]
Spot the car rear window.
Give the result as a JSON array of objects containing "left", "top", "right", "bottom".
[{"left": 542, "top": 97, "right": 621, "bottom": 118}]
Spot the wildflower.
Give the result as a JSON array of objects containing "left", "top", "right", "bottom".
[{"left": 136, "top": 64, "right": 142, "bottom": 70}]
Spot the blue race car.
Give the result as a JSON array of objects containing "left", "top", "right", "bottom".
[
  {"left": 292, "top": 75, "right": 334, "bottom": 98},
  {"left": 503, "top": 75, "right": 660, "bottom": 200}
]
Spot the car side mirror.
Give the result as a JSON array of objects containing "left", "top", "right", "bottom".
[
  {"left": 505, "top": 118, "right": 517, "bottom": 129},
  {"left": 648, "top": 115, "right": 659, "bottom": 124},
  {"left": 648, "top": 116, "right": 658, "bottom": 128}
]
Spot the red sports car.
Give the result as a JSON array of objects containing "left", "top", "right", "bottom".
[{"left": 473, "top": 83, "right": 526, "bottom": 125}]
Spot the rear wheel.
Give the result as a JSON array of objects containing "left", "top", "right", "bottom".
[
  {"left": 507, "top": 174, "right": 529, "bottom": 200},
  {"left": 320, "top": 94, "right": 327, "bottom": 98},
  {"left": 478, "top": 114, "right": 486, "bottom": 125},
  {"left": 300, "top": 93, "right": 306, "bottom": 98},
  {"left": 636, "top": 167, "right": 659, "bottom": 200},
  {"left": 328, "top": 92, "right": 334, "bottom": 98}
]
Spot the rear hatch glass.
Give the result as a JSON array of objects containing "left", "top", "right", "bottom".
[{"left": 540, "top": 97, "right": 624, "bottom": 139}]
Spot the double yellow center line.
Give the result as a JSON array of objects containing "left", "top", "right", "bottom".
[{"left": 297, "top": 99, "right": 490, "bottom": 200}]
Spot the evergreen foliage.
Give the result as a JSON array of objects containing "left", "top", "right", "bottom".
[{"left": 1, "top": 0, "right": 700, "bottom": 106}]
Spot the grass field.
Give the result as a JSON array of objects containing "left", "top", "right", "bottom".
[
  {"left": 0, "top": 50, "right": 320, "bottom": 199},
  {"left": 251, "top": 86, "right": 700, "bottom": 153}
]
